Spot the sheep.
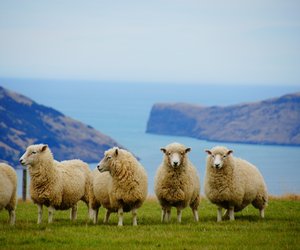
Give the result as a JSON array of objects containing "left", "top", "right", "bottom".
[
  {"left": 0, "top": 163, "right": 17, "bottom": 225},
  {"left": 89, "top": 169, "right": 112, "bottom": 224},
  {"left": 96, "top": 147, "right": 148, "bottom": 226},
  {"left": 155, "top": 142, "right": 200, "bottom": 223},
  {"left": 19, "top": 144, "right": 91, "bottom": 224},
  {"left": 204, "top": 146, "right": 268, "bottom": 222}
]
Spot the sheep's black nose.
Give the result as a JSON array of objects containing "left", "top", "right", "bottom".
[
  {"left": 19, "top": 159, "right": 23, "bottom": 164},
  {"left": 215, "top": 164, "right": 220, "bottom": 168},
  {"left": 173, "top": 162, "right": 178, "bottom": 167}
]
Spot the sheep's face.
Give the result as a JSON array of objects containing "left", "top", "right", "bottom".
[
  {"left": 19, "top": 144, "right": 48, "bottom": 167},
  {"left": 97, "top": 147, "right": 119, "bottom": 173},
  {"left": 205, "top": 148, "right": 233, "bottom": 169},
  {"left": 161, "top": 143, "right": 191, "bottom": 168}
]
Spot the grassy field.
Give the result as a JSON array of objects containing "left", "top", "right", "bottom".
[{"left": 0, "top": 197, "right": 299, "bottom": 249}]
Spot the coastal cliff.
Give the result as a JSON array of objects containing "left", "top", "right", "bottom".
[
  {"left": 146, "top": 93, "right": 300, "bottom": 146},
  {"left": 0, "top": 86, "right": 121, "bottom": 166}
]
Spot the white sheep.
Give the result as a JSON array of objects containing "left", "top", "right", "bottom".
[
  {"left": 204, "top": 146, "right": 268, "bottom": 222},
  {"left": 89, "top": 169, "right": 112, "bottom": 224},
  {"left": 19, "top": 144, "right": 91, "bottom": 224},
  {"left": 0, "top": 163, "right": 17, "bottom": 225},
  {"left": 96, "top": 147, "right": 148, "bottom": 226},
  {"left": 155, "top": 142, "right": 200, "bottom": 223}
]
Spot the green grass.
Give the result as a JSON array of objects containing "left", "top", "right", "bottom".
[{"left": 0, "top": 198, "right": 299, "bottom": 249}]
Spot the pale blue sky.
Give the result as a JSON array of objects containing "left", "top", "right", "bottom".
[{"left": 0, "top": 0, "right": 299, "bottom": 85}]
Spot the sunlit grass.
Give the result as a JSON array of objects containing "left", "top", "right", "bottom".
[{"left": 0, "top": 196, "right": 299, "bottom": 249}]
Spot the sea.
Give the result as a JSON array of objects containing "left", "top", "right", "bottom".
[{"left": 1, "top": 78, "right": 300, "bottom": 196}]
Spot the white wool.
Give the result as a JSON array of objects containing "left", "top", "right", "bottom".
[
  {"left": 90, "top": 147, "right": 148, "bottom": 226},
  {"left": 204, "top": 146, "right": 268, "bottom": 221},
  {"left": 19, "top": 144, "right": 91, "bottom": 224},
  {"left": 0, "top": 163, "right": 17, "bottom": 225},
  {"left": 154, "top": 142, "right": 200, "bottom": 223}
]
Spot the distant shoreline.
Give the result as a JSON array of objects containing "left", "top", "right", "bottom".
[
  {"left": 146, "top": 93, "right": 300, "bottom": 147},
  {"left": 146, "top": 131, "right": 300, "bottom": 147}
]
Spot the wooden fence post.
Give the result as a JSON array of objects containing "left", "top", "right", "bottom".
[{"left": 22, "top": 168, "right": 27, "bottom": 201}]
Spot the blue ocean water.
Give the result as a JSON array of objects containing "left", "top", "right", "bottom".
[{"left": 1, "top": 78, "right": 300, "bottom": 196}]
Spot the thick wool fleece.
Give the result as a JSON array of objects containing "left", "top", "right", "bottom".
[
  {"left": 155, "top": 143, "right": 200, "bottom": 210},
  {"left": 25, "top": 145, "right": 90, "bottom": 210},
  {"left": 98, "top": 148, "right": 148, "bottom": 213},
  {"left": 0, "top": 163, "right": 17, "bottom": 212},
  {"left": 204, "top": 146, "right": 268, "bottom": 212},
  {"left": 89, "top": 169, "right": 112, "bottom": 211}
]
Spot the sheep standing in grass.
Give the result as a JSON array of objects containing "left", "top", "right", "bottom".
[
  {"left": 155, "top": 142, "right": 200, "bottom": 223},
  {"left": 204, "top": 146, "right": 268, "bottom": 222},
  {"left": 19, "top": 144, "right": 91, "bottom": 224},
  {"left": 89, "top": 169, "right": 112, "bottom": 224},
  {"left": 96, "top": 147, "right": 148, "bottom": 226},
  {"left": 0, "top": 163, "right": 17, "bottom": 225}
]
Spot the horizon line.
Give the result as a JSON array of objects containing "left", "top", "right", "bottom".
[{"left": 1, "top": 76, "right": 300, "bottom": 87}]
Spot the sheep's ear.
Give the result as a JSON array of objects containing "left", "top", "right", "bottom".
[
  {"left": 114, "top": 148, "right": 119, "bottom": 156},
  {"left": 41, "top": 144, "right": 48, "bottom": 152},
  {"left": 205, "top": 150, "right": 212, "bottom": 155},
  {"left": 160, "top": 148, "right": 166, "bottom": 154},
  {"left": 227, "top": 150, "right": 233, "bottom": 156},
  {"left": 185, "top": 147, "right": 191, "bottom": 153}
]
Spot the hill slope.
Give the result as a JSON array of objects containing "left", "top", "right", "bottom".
[
  {"left": 146, "top": 93, "right": 300, "bottom": 146},
  {"left": 0, "top": 86, "right": 121, "bottom": 166}
]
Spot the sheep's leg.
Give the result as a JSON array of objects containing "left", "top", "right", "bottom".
[
  {"left": 192, "top": 209, "right": 199, "bottom": 222},
  {"left": 161, "top": 208, "right": 169, "bottom": 222},
  {"left": 223, "top": 209, "right": 229, "bottom": 219},
  {"left": 132, "top": 208, "right": 138, "bottom": 226},
  {"left": 37, "top": 204, "right": 43, "bottom": 224},
  {"left": 48, "top": 206, "right": 55, "bottom": 223},
  {"left": 103, "top": 210, "right": 110, "bottom": 224},
  {"left": 94, "top": 208, "right": 99, "bottom": 224},
  {"left": 8, "top": 209, "right": 15, "bottom": 225},
  {"left": 217, "top": 207, "right": 222, "bottom": 222},
  {"left": 161, "top": 209, "right": 165, "bottom": 222},
  {"left": 118, "top": 207, "right": 124, "bottom": 226},
  {"left": 177, "top": 208, "right": 182, "bottom": 223},
  {"left": 260, "top": 208, "right": 265, "bottom": 219},
  {"left": 161, "top": 207, "right": 171, "bottom": 222},
  {"left": 71, "top": 204, "right": 78, "bottom": 221},
  {"left": 89, "top": 208, "right": 94, "bottom": 221},
  {"left": 166, "top": 207, "right": 171, "bottom": 222},
  {"left": 90, "top": 209, "right": 95, "bottom": 223},
  {"left": 228, "top": 206, "right": 235, "bottom": 221},
  {"left": 92, "top": 208, "right": 98, "bottom": 224}
]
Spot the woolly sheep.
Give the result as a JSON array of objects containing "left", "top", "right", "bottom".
[
  {"left": 96, "top": 147, "right": 148, "bottom": 226},
  {"left": 155, "top": 142, "right": 200, "bottom": 223},
  {"left": 19, "top": 144, "right": 91, "bottom": 224},
  {"left": 89, "top": 169, "right": 112, "bottom": 224},
  {"left": 204, "top": 146, "right": 268, "bottom": 222},
  {"left": 0, "top": 163, "right": 17, "bottom": 225}
]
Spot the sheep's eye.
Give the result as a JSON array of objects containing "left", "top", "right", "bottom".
[
  {"left": 106, "top": 156, "right": 112, "bottom": 160},
  {"left": 168, "top": 152, "right": 171, "bottom": 156},
  {"left": 31, "top": 151, "right": 37, "bottom": 155},
  {"left": 180, "top": 152, "right": 184, "bottom": 155},
  {"left": 211, "top": 155, "right": 215, "bottom": 159},
  {"left": 223, "top": 155, "right": 227, "bottom": 158}
]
